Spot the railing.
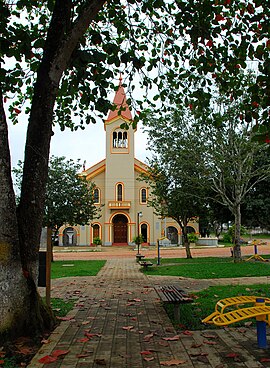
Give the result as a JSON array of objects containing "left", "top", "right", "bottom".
[{"left": 108, "top": 200, "right": 131, "bottom": 209}]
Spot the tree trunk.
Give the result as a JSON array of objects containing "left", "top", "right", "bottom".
[
  {"left": 182, "top": 224, "right": 192, "bottom": 259},
  {"left": 0, "top": 92, "right": 43, "bottom": 341},
  {"left": 1, "top": 0, "right": 106, "bottom": 340},
  {"left": 233, "top": 203, "right": 242, "bottom": 262}
]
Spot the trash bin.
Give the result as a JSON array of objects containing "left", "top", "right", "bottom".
[{"left": 38, "top": 251, "right": 46, "bottom": 287}]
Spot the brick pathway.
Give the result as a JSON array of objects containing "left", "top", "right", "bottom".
[{"left": 29, "top": 255, "right": 270, "bottom": 367}]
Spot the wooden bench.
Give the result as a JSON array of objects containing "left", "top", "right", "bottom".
[
  {"left": 136, "top": 254, "right": 145, "bottom": 262},
  {"left": 139, "top": 261, "right": 153, "bottom": 269},
  {"left": 155, "top": 285, "right": 193, "bottom": 322}
]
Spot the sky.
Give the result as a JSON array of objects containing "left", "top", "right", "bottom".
[{"left": 7, "top": 111, "right": 150, "bottom": 171}]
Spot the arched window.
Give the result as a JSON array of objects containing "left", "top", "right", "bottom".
[
  {"left": 118, "top": 132, "right": 123, "bottom": 147},
  {"left": 123, "top": 132, "right": 128, "bottom": 148},
  {"left": 112, "top": 130, "right": 128, "bottom": 148},
  {"left": 113, "top": 131, "right": 117, "bottom": 148},
  {"left": 93, "top": 224, "right": 100, "bottom": 239},
  {"left": 141, "top": 188, "right": 147, "bottom": 203},
  {"left": 141, "top": 223, "right": 148, "bottom": 243},
  {"left": 117, "top": 184, "right": 123, "bottom": 201},
  {"left": 93, "top": 188, "right": 100, "bottom": 204},
  {"left": 63, "top": 227, "right": 77, "bottom": 246},
  {"left": 167, "top": 226, "right": 178, "bottom": 245}
]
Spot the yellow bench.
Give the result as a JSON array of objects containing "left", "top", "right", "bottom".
[
  {"left": 202, "top": 296, "right": 270, "bottom": 349},
  {"left": 202, "top": 296, "right": 270, "bottom": 325}
]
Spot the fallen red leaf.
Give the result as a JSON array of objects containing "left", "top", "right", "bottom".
[
  {"left": 77, "top": 337, "right": 89, "bottom": 343},
  {"left": 17, "top": 347, "right": 33, "bottom": 355},
  {"left": 122, "top": 326, "right": 134, "bottom": 331},
  {"left": 144, "top": 357, "right": 155, "bottom": 361},
  {"left": 84, "top": 332, "right": 102, "bottom": 338},
  {"left": 204, "top": 340, "right": 217, "bottom": 345},
  {"left": 56, "top": 316, "right": 75, "bottom": 321},
  {"left": 51, "top": 349, "right": 69, "bottom": 357},
  {"left": 0, "top": 360, "right": 4, "bottom": 364},
  {"left": 77, "top": 353, "right": 92, "bottom": 358},
  {"left": 143, "top": 333, "right": 154, "bottom": 342},
  {"left": 226, "top": 353, "right": 239, "bottom": 358},
  {"left": 162, "top": 335, "right": 180, "bottom": 341},
  {"left": 160, "top": 359, "right": 186, "bottom": 366},
  {"left": 140, "top": 350, "right": 152, "bottom": 355},
  {"left": 261, "top": 358, "right": 270, "bottom": 362},
  {"left": 201, "top": 333, "right": 216, "bottom": 339},
  {"left": 38, "top": 355, "right": 57, "bottom": 364},
  {"left": 182, "top": 330, "right": 193, "bottom": 336}
]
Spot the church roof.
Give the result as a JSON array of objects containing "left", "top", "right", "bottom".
[{"left": 105, "top": 77, "right": 132, "bottom": 123}]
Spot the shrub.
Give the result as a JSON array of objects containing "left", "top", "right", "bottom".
[
  {"left": 222, "top": 232, "right": 232, "bottom": 243},
  {"left": 93, "top": 237, "right": 102, "bottom": 245},
  {"left": 133, "top": 234, "right": 144, "bottom": 245},
  {"left": 222, "top": 224, "right": 247, "bottom": 243},
  {"left": 187, "top": 232, "right": 198, "bottom": 243}
]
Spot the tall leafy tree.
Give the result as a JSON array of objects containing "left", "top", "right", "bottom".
[
  {"left": 141, "top": 110, "right": 207, "bottom": 258},
  {"left": 1, "top": 0, "right": 269, "bottom": 340},
  {"left": 204, "top": 110, "right": 270, "bottom": 260}
]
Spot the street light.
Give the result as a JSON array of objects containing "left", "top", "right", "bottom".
[{"left": 137, "top": 211, "right": 143, "bottom": 254}]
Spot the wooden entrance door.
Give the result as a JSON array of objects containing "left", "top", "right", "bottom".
[{"left": 113, "top": 214, "right": 128, "bottom": 243}]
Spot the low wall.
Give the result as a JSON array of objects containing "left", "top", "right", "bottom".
[{"left": 196, "top": 237, "right": 218, "bottom": 246}]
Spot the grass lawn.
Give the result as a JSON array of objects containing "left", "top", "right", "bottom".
[
  {"left": 143, "top": 256, "right": 270, "bottom": 278},
  {"left": 166, "top": 283, "right": 270, "bottom": 330},
  {"left": 51, "top": 298, "right": 75, "bottom": 317},
  {"left": 51, "top": 260, "right": 106, "bottom": 278}
]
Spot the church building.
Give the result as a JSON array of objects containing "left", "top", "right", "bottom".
[{"left": 58, "top": 80, "right": 198, "bottom": 247}]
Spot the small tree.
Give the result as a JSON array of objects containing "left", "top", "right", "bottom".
[
  {"left": 14, "top": 156, "right": 100, "bottom": 248},
  {"left": 133, "top": 234, "right": 144, "bottom": 255}
]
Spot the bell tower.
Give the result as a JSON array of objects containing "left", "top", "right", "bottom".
[{"left": 103, "top": 78, "right": 136, "bottom": 245}]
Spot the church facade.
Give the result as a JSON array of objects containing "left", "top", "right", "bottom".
[{"left": 58, "top": 81, "right": 198, "bottom": 247}]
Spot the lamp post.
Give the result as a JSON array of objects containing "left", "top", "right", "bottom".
[{"left": 137, "top": 211, "right": 143, "bottom": 254}]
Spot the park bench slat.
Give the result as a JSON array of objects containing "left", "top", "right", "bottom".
[
  {"left": 154, "top": 285, "right": 193, "bottom": 322},
  {"left": 155, "top": 285, "right": 193, "bottom": 303}
]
